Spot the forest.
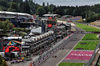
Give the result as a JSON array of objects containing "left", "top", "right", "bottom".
[{"left": 1, "top": 0, "right": 100, "bottom": 22}]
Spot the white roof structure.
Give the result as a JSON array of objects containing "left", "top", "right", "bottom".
[
  {"left": 0, "top": 11, "right": 31, "bottom": 16},
  {"left": 30, "top": 27, "right": 42, "bottom": 34},
  {"left": 41, "top": 17, "right": 48, "bottom": 21},
  {"left": 3, "top": 36, "right": 22, "bottom": 39},
  {"left": 57, "top": 26, "right": 65, "bottom": 29},
  {"left": 43, "top": 14, "right": 58, "bottom": 17},
  {"left": 30, "top": 31, "right": 54, "bottom": 41},
  {"left": 62, "top": 15, "right": 72, "bottom": 18},
  {"left": 22, "top": 31, "right": 54, "bottom": 42}
]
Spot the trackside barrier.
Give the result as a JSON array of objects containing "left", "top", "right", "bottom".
[
  {"left": 84, "top": 41, "right": 100, "bottom": 66},
  {"left": 29, "top": 33, "right": 77, "bottom": 66}
]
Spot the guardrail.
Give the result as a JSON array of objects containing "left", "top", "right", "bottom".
[
  {"left": 68, "top": 31, "right": 100, "bottom": 34},
  {"left": 84, "top": 41, "right": 100, "bottom": 66},
  {"left": 29, "top": 33, "right": 76, "bottom": 66}
]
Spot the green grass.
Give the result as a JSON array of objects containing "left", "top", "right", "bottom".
[
  {"left": 76, "top": 23, "right": 100, "bottom": 32},
  {"left": 58, "top": 62, "right": 84, "bottom": 66},
  {"left": 82, "top": 34, "right": 99, "bottom": 40},
  {"left": 74, "top": 40, "right": 99, "bottom": 50}
]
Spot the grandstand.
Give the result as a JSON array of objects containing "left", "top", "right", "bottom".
[{"left": 0, "top": 11, "right": 34, "bottom": 27}]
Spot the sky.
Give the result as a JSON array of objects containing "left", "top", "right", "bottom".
[{"left": 34, "top": 0, "right": 100, "bottom": 6}]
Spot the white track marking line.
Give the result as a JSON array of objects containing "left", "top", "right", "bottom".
[{"left": 56, "top": 34, "right": 85, "bottom": 66}]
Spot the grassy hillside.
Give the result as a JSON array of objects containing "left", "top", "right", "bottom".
[{"left": 76, "top": 23, "right": 100, "bottom": 32}]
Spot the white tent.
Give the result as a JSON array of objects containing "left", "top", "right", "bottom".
[{"left": 30, "top": 27, "right": 42, "bottom": 34}]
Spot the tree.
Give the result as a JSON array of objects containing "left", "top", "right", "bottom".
[
  {"left": 12, "top": 0, "right": 23, "bottom": 3},
  {"left": 44, "top": 6, "right": 51, "bottom": 14},
  {"left": 49, "top": 4, "right": 56, "bottom": 13},
  {"left": 28, "top": 0, "right": 39, "bottom": 14},
  {"left": 42, "top": 2, "right": 45, "bottom": 7},
  {"left": 8, "top": 8, "right": 16, "bottom": 12},
  {"left": 21, "top": 2, "right": 31, "bottom": 14},
  {"left": 0, "top": 55, "right": 3, "bottom": 65},
  {"left": 0, "top": 22, "right": 3, "bottom": 29},
  {"left": 36, "top": 7, "right": 46, "bottom": 17},
  {"left": 81, "top": 12, "right": 86, "bottom": 18},
  {"left": 0, "top": 55, "right": 8, "bottom": 66},
  {"left": 47, "top": 2, "right": 49, "bottom": 6},
  {"left": 8, "top": 2, "right": 18, "bottom": 12},
  {"left": 3, "top": 60, "right": 8, "bottom": 66},
  {"left": 6, "top": 20, "right": 14, "bottom": 30},
  {"left": 0, "top": 20, "right": 13, "bottom": 33},
  {"left": 11, "top": 2, "right": 18, "bottom": 10},
  {"left": 73, "top": 8, "right": 80, "bottom": 16},
  {"left": 2, "top": 21, "right": 8, "bottom": 33},
  {"left": 0, "top": 0, "right": 8, "bottom": 8}
]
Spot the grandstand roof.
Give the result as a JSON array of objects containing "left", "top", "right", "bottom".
[
  {"left": 63, "top": 15, "right": 71, "bottom": 17},
  {"left": 0, "top": 11, "right": 31, "bottom": 16},
  {"left": 43, "top": 14, "right": 58, "bottom": 17},
  {"left": 56, "top": 26, "right": 65, "bottom": 29},
  {"left": 3, "top": 36, "right": 22, "bottom": 39}
]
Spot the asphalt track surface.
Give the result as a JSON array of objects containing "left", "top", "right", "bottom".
[
  {"left": 39, "top": 27, "right": 85, "bottom": 66},
  {"left": 8, "top": 27, "right": 85, "bottom": 66},
  {"left": 7, "top": 37, "right": 64, "bottom": 66}
]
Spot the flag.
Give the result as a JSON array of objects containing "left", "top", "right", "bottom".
[
  {"left": 13, "top": 25, "right": 15, "bottom": 27},
  {"left": 8, "top": 41, "right": 11, "bottom": 45},
  {"left": 33, "top": 15, "right": 36, "bottom": 19},
  {"left": 8, "top": 41, "right": 16, "bottom": 45},
  {"left": 13, "top": 41, "right": 21, "bottom": 44},
  {"left": 21, "top": 57, "right": 24, "bottom": 60}
]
